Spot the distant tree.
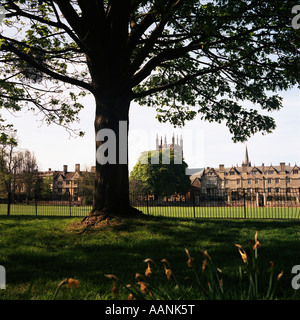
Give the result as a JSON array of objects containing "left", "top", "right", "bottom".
[
  {"left": 130, "top": 150, "right": 190, "bottom": 197},
  {"left": 19, "top": 150, "right": 39, "bottom": 201},
  {"left": 0, "top": 126, "right": 22, "bottom": 213},
  {"left": 39, "top": 175, "right": 53, "bottom": 200},
  {"left": 129, "top": 178, "right": 148, "bottom": 196},
  {"left": 75, "top": 170, "right": 94, "bottom": 205}
]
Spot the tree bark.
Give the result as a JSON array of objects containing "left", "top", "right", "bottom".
[{"left": 84, "top": 92, "right": 142, "bottom": 220}]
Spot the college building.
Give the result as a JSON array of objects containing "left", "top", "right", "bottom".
[
  {"left": 190, "top": 146, "right": 300, "bottom": 195},
  {"left": 39, "top": 164, "right": 95, "bottom": 201}
]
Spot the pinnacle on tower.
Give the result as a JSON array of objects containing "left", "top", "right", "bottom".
[
  {"left": 244, "top": 145, "right": 251, "bottom": 167},
  {"left": 156, "top": 134, "right": 159, "bottom": 150}
]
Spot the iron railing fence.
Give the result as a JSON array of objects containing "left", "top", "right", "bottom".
[
  {"left": 130, "top": 188, "right": 300, "bottom": 219},
  {"left": 0, "top": 188, "right": 300, "bottom": 219}
]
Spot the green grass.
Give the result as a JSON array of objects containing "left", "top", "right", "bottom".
[
  {"left": 0, "top": 203, "right": 92, "bottom": 217},
  {"left": 137, "top": 206, "right": 300, "bottom": 219},
  {"left": 1, "top": 203, "right": 300, "bottom": 220},
  {"left": 0, "top": 215, "right": 300, "bottom": 300}
]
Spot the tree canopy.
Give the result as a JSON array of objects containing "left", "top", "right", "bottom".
[
  {"left": 0, "top": 1, "right": 299, "bottom": 217},
  {"left": 130, "top": 149, "right": 190, "bottom": 196}
]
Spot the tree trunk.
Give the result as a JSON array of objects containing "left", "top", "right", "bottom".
[{"left": 83, "top": 92, "right": 142, "bottom": 221}]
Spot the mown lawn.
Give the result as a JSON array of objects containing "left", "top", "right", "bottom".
[
  {"left": 0, "top": 215, "right": 300, "bottom": 300},
  {"left": 1, "top": 203, "right": 300, "bottom": 220}
]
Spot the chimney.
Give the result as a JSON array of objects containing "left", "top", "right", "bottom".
[
  {"left": 242, "top": 163, "right": 247, "bottom": 172},
  {"left": 219, "top": 164, "right": 224, "bottom": 172},
  {"left": 63, "top": 165, "right": 67, "bottom": 174},
  {"left": 280, "top": 162, "right": 285, "bottom": 173},
  {"left": 91, "top": 166, "right": 96, "bottom": 173},
  {"left": 75, "top": 164, "right": 80, "bottom": 173}
]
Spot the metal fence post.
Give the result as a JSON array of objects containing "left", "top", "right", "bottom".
[
  {"left": 7, "top": 191, "right": 11, "bottom": 216},
  {"left": 69, "top": 194, "right": 72, "bottom": 217},
  {"left": 192, "top": 189, "right": 196, "bottom": 219},
  {"left": 243, "top": 189, "right": 246, "bottom": 219},
  {"left": 146, "top": 191, "right": 149, "bottom": 215}
]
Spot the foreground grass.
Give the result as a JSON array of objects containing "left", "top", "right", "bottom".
[{"left": 0, "top": 215, "right": 300, "bottom": 300}]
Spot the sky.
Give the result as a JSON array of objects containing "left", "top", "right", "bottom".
[
  {"left": 1, "top": 85, "right": 299, "bottom": 174},
  {"left": 1, "top": 4, "right": 299, "bottom": 175}
]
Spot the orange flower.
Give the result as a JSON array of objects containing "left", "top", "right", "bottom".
[
  {"left": 277, "top": 271, "right": 283, "bottom": 281},
  {"left": 165, "top": 268, "right": 172, "bottom": 280},
  {"left": 105, "top": 274, "right": 119, "bottom": 297},
  {"left": 128, "top": 293, "right": 134, "bottom": 300},
  {"left": 137, "top": 281, "right": 148, "bottom": 295},
  {"left": 253, "top": 231, "right": 261, "bottom": 250},
  {"left": 105, "top": 274, "right": 119, "bottom": 281},
  {"left": 219, "top": 279, "right": 223, "bottom": 288},
  {"left": 111, "top": 280, "right": 119, "bottom": 297},
  {"left": 161, "top": 259, "right": 172, "bottom": 280},
  {"left": 66, "top": 278, "right": 80, "bottom": 289},
  {"left": 203, "top": 249, "right": 211, "bottom": 260},
  {"left": 135, "top": 273, "right": 145, "bottom": 280},
  {"left": 145, "top": 263, "right": 152, "bottom": 277},
  {"left": 202, "top": 259, "right": 207, "bottom": 272},
  {"left": 235, "top": 244, "right": 248, "bottom": 264},
  {"left": 144, "top": 258, "right": 155, "bottom": 278},
  {"left": 185, "top": 248, "right": 193, "bottom": 268}
]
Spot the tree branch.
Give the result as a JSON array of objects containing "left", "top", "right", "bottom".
[
  {"left": 132, "top": 45, "right": 266, "bottom": 99},
  {"left": 2, "top": 41, "right": 94, "bottom": 93},
  {"left": 6, "top": 0, "right": 87, "bottom": 53}
]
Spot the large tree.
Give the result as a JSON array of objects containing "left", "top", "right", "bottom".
[
  {"left": 130, "top": 149, "right": 190, "bottom": 197},
  {"left": 0, "top": 1, "right": 299, "bottom": 219}
]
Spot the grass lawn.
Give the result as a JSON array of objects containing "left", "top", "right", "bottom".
[
  {"left": 137, "top": 206, "right": 300, "bottom": 219},
  {"left": 1, "top": 203, "right": 300, "bottom": 220},
  {"left": 0, "top": 215, "right": 300, "bottom": 300}
]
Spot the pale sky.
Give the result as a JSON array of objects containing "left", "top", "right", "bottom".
[
  {"left": 1, "top": 86, "right": 299, "bottom": 174},
  {"left": 1, "top": 5, "right": 299, "bottom": 175}
]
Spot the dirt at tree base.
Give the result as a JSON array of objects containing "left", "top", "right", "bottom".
[{"left": 73, "top": 207, "right": 144, "bottom": 233}]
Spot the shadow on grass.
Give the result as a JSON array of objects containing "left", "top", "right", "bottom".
[{"left": 0, "top": 215, "right": 299, "bottom": 299}]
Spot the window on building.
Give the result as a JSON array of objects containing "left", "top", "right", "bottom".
[
  {"left": 275, "top": 178, "right": 279, "bottom": 184},
  {"left": 237, "top": 179, "right": 240, "bottom": 184},
  {"left": 248, "top": 179, "right": 251, "bottom": 184},
  {"left": 269, "top": 171, "right": 274, "bottom": 174},
  {"left": 293, "top": 169, "right": 299, "bottom": 174},
  {"left": 268, "top": 178, "right": 272, "bottom": 184},
  {"left": 252, "top": 171, "right": 257, "bottom": 175},
  {"left": 66, "top": 180, "right": 70, "bottom": 185},
  {"left": 275, "top": 188, "right": 279, "bottom": 193},
  {"left": 268, "top": 188, "right": 272, "bottom": 192},
  {"left": 286, "top": 178, "right": 291, "bottom": 184},
  {"left": 255, "top": 179, "right": 258, "bottom": 184},
  {"left": 225, "top": 179, "right": 229, "bottom": 185},
  {"left": 230, "top": 171, "right": 235, "bottom": 175}
]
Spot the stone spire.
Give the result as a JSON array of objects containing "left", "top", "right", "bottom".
[{"left": 244, "top": 145, "right": 251, "bottom": 167}]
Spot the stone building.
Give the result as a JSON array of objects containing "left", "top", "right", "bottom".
[
  {"left": 191, "top": 146, "right": 300, "bottom": 195},
  {"left": 156, "top": 133, "right": 183, "bottom": 157},
  {"left": 40, "top": 164, "right": 95, "bottom": 200}
]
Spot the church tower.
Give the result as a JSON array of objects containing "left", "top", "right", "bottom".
[
  {"left": 243, "top": 145, "right": 251, "bottom": 167},
  {"left": 155, "top": 133, "right": 183, "bottom": 157}
]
